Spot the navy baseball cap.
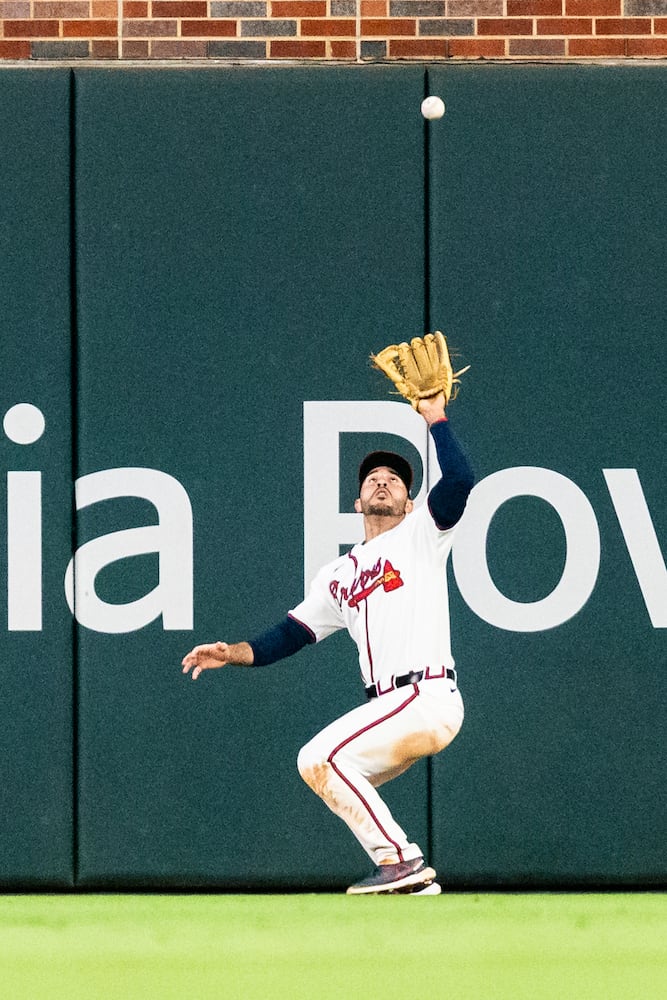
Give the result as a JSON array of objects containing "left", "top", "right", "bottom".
[{"left": 358, "top": 451, "right": 414, "bottom": 494}]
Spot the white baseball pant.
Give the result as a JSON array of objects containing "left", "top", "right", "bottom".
[{"left": 297, "top": 677, "right": 464, "bottom": 866}]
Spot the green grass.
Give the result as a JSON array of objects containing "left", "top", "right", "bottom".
[{"left": 0, "top": 893, "right": 664, "bottom": 1000}]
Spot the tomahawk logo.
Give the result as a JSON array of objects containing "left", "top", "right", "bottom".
[
  {"left": 348, "top": 561, "right": 403, "bottom": 608},
  {"left": 329, "top": 558, "right": 405, "bottom": 609}
]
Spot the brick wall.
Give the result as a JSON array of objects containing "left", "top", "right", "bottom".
[{"left": 1, "top": 0, "right": 666, "bottom": 61}]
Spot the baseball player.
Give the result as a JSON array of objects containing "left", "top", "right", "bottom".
[{"left": 182, "top": 386, "right": 474, "bottom": 896}]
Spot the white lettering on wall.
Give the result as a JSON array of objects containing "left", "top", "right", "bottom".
[
  {"left": 7, "top": 472, "right": 42, "bottom": 631},
  {"left": 4, "top": 403, "right": 46, "bottom": 631},
  {"left": 603, "top": 469, "right": 667, "bottom": 628},
  {"left": 64, "top": 468, "right": 193, "bottom": 633},
  {"left": 451, "top": 468, "right": 600, "bottom": 632},
  {"left": 4, "top": 402, "right": 665, "bottom": 634}
]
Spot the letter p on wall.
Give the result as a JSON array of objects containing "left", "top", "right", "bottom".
[{"left": 303, "top": 401, "right": 432, "bottom": 592}]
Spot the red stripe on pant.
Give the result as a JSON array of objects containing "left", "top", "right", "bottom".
[{"left": 327, "top": 688, "right": 419, "bottom": 864}]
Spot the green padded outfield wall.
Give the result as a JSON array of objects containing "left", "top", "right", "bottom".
[
  {"left": 0, "top": 64, "right": 665, "bottom": 889},
  {"left": 72, "top": 66, "right": 427, "bottom": 889},
  {"left": 427, "top": 64, "right": 666, "bottom": 886},
  {"left": 0, "top": 70, "right": 74, "bottom": 886}
]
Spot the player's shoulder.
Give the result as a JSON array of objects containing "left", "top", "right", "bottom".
[
  {"left": 408, "top": 498, "right": 458, "bottom": 540},
  {"left": 313, "top": 548, "right": 356, "bottom": 581},
  {"left": 405, "top": 499, "right": 433, "bottom": 529}
]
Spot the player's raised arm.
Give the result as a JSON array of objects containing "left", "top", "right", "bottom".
[
  {"left": 421, "top": 398, "right": 475, "bottom": 530},
  {"left": 181, "top": 641, "right": 253, "bottom": 680}
]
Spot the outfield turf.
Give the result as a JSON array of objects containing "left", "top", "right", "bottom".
[{"left": 0, "top": 893, "right": 664, "bottom": 1000}]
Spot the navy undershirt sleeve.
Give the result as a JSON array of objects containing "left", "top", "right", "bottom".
[
  {"left": 427, "top": 419, "right": 475, "bottom": 530},
  {"left": 248, "top": 615, "right": 315, "bottom": 667}
]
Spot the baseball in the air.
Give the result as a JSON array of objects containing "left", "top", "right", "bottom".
[{"left": 421, "top": 96, "right": 446, "bottom": 120}]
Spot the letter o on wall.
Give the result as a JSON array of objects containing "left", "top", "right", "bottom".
[{"left": 452, "top": 467, "right": 601, "bottom": 632}]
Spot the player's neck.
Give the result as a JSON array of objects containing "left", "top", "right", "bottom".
[{"left": 362, "top": 513, "right": 406, "bottom": 543}]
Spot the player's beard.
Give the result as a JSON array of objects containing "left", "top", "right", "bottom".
[
  {"left": 363, "top": 499, "right": 405, "bottom": 518},
  {"left": 366, "top": 503, "right": 395, "bottom": 517}
]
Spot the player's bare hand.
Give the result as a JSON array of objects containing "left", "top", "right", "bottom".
[
  {"left": 417, "top": 392, "right": 447, "bottom": 425},
  {"left": 181, "top": 641, "right": 231, "bottom": 680}
]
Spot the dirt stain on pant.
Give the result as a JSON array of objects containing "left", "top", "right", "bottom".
[
  {"left": 299, "top": 760, "right": 334, "bottom": 801},
  {"left": 299, "top": 759, "right": 382, "bottom": 839},
  {"left": 370, "top": 728, "right": 449, "bottom": 787}
]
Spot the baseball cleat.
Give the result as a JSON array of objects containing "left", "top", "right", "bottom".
[
  {"left": 377, "top": 877, "right": 442, "bottom": 896},
  {"left": 402, "top": 880, "right": 441, "bottom": 895},
  {"left": 346, "top": 858, "right": 437, "bottom": 895}
]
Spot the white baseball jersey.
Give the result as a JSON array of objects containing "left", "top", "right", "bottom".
[{"left": 290, "top": 501, "right": 456, "bottom": 690}]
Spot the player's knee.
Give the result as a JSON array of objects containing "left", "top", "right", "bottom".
[
  {"left": 297, "top": 742, "right": 330, "bottom": 795},
  {"left": 296, "top": 741, "right": 319, "bottom": 783}
]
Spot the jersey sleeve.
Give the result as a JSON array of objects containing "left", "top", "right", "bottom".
[{"left": 288, "top": 563, "right": 345, "bottom": 643}]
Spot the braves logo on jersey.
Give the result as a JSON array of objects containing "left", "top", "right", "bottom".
[{"left": 329, "top": 558, "right": 404, "bottom": 610}]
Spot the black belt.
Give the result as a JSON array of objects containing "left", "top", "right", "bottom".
[{"left": 365, "top": 667, "right": 456, "bottom": 700}]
